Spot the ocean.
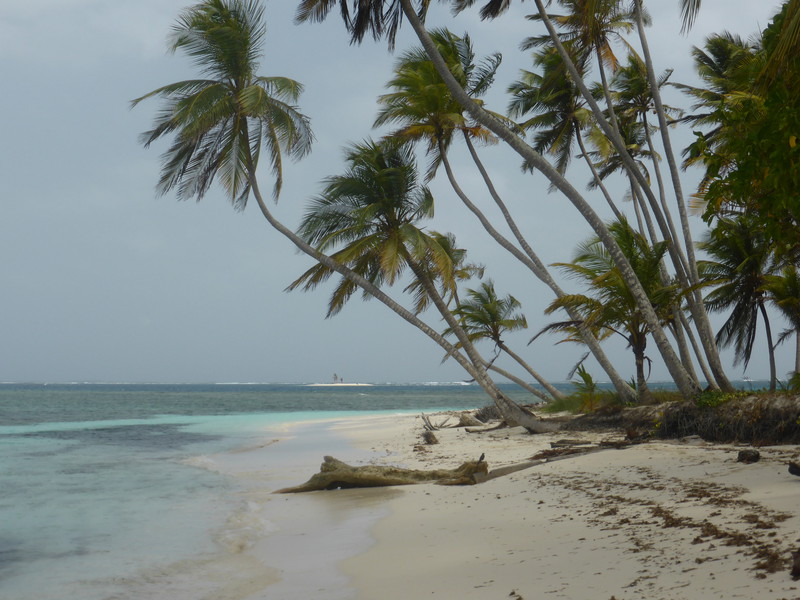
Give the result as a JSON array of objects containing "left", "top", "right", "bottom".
[
  {"left": 0, "top": 382, "right": 533, "bottom": 600},
  {"left": 0, "top": 380, "right": 770, "bottom": 599}
]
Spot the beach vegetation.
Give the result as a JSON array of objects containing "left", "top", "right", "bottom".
[
  {"left": 133, "top": 0, "right": 555, "bottom": 432},
  {"left": 296, "top": 0, "right": 750, "bottom": 400},
  {"left": 449, "top": 281, "right": 565, "bottom": 401},
  {"left": 698, "top": 215, "right": 779, "bottom": 392},
  {"left": 542, "top": 218, "right": 685, "bottom": 403},
  {"left": 136, "top": 0, "right": 799, "bottom": 418},
  {"left": 678, "top": 2, "right": 800, "bottom": 260}
]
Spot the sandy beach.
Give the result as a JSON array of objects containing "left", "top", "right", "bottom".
[{"left": 312, "top": 412, "right": 800, "bottom": 600}]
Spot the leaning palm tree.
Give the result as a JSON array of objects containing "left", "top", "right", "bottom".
[
  {"left": 287, "top": 139, "right": 449, "bottom": 315},
  {"left": 135, "top": 0, "right": 551, "bottom": 431},
  {"left": 403, "top": 231, "right": 485, "bottom": 314},
  {"left": 287, "top": 138, "right": 551, "bottom": 429},
  {"left": 132, "top": 0, "right": 313, "bottom": 205},
  {"left": 451, "top": 281, "right": 566, "bottom": 400},
  {"left": 543, "top": 219, "right": 683, "bottom": 402},
  {"left": 374, "top": 27, "right": 503, "bottom": 179},
  {"left": 299, "top": 0, "right": 705, "bottom": 399},
  {"left": 522, "top": 0, "right": 637, "bottom": 81},
  {"left": 698, "top": 217, "right": 778, "bottom": 391},
  {"left": 377, "top": 27, "right": 636, "bottom": 401}
]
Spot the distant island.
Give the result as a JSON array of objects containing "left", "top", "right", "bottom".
[
  {"left": 306, "top": 382, "right": 373, "bottom": 387},
  {"left": 307, "top": 374, "right": 373, "bottom": 387}
]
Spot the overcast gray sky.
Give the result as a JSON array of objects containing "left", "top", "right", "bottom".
[{"left": 1, "top": 0, "right": 789, "bottom": 384}]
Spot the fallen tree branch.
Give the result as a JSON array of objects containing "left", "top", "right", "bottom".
[
  {"left": 465, "top": 421, "right": 509, "bottom": 433},
  {"left": 274, "top": 456, "right": 489, "bottom": 493}
]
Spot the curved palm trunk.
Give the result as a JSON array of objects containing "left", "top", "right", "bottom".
[
  {"left": 633, "top": 337, "right": 653, "bottom": 403},
  {"left": 484, "top": 362, "right": 552, "bottom": 402},
  {"left": 575, "top": 128, "right": 624, "bottom": 220},
  {"left": 401, "top": 0, "right": 700, "bottom": 399},
  {"left": 447, "top": 135, "right": 636, "bottom": 402},
  {"left": 497, "top": 341, "right": 565, "bottom": 399},
  {"left": 634, "top": 0, "right": 733, "bottom": 392},
  {"left": 242, "top": 151, "right": 532, "bottom": 417},
  {"left": 631, "top": 177, "right": 657, "bottom": 243},
  {"left": 403, "top": 257, "right": 554, "bottom": 431},
  {"left": 758, "top": 301, "right": 777, "bottom": 392},
  {"left": 670, "top": 314, "right": 700, "bottom": 385},
  {"left": 643, "top": 115, "right": 683, "bottom": 251},
  {"left": 678, "top": 309, "right": 716, "bottom": 386},
  {"left": 667, "top": 317, "right": 700, "bottom": 384}
]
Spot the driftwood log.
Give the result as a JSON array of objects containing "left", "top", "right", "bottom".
[{"left": 275, "top": 456, "right": 488, "bottom": 493}]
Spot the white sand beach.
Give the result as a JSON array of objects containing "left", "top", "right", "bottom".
[{"left": 316, "top": 412, "right": 800, "bottom": 600}]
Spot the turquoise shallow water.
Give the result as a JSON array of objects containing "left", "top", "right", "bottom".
[
  {"left": 0, "top": 383, "right": 507, "bottom": 599},
  {"left": 0, "top": 380, "right": 768, "bottom": 598}
]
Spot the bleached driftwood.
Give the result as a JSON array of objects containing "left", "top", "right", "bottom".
[
  {"left": 422, "top": 411, "right": 486, "bottom": 431},
  {"left": 275, "top": 456, "right": 488, "bottom": 493}
]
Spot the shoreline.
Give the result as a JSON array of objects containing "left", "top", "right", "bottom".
[{"left": 327, "top": 412, "right": 800, "bottom": 599}]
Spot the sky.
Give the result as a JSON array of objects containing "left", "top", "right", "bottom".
[{"left": 0, "top": 0, "right": 790, "bottom": 385}]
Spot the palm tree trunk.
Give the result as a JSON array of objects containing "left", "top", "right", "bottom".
[
  {"left": 497, "top": 341, "right": 565, "bottom": 399},
  {"left": 631, "top": 177, "right": 657, "bottom": 243},
  {"left": 678, "top": 309, "right": 717, "bottom": 387},
  {"left": 575, "top": 129, "right": 624, "bottom": 220},
  {"left": 795, "top": 329, "right": 800, "bottom": 375},
  {"left": 484, "top": 362, "right": 552, "bottom": 402},
  {"left": 404, "top": 256, "right": 553, "bottom": 431},
  {"left": 668, "top": 317, "right": 700, "bottom": 384},
  {"left": 634, "top": 0, "right": 734, "bottom": 392},
  {"left": 400, "top": 0, "right": 700, "bottom": 399},
  {"left": 643, "top": 115, "right": 684, "bottom": 251},
  {"left": 758, "top": 301, "right": 777, "bottom": 392},
  {"left": 449, "top": 135, "right": 636, "bottom": 402},
  {"left": 634, "top": 338, "right": 653, "bottom": 403},
  {"left": 242, "top": 150, "right": 527, "bottom": 414}
]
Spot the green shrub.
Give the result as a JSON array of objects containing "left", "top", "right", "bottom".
[
  {"left": 695, "top": 388, "right": 749, "bottom": 409},
  {"left": 542, "top": 394, "right": 586, "bottom": 414}
]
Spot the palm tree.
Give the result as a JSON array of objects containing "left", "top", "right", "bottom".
[
  {"left": 508, "top": 45, "right": 599, "bottom": 183},
  {"left": 287, "top": 139, "right": 443, "bottom": 315},
  {"left": 698, "top": 217, "right": 778, "bottom": 391},
  {"left": 377, "top": 27, "right": 638, "bottom": 401},
  {"left": 522, "top": 0, "right": 637, "bottom": 77},
  {"left": 523, "top": 0, "right": 642, "bottom": 168},
  {"left": 672, "top": 32, "right": 758, "bottom": 178},
  {"left": 288, "top": 138, "right": 552, "bottom": 429},
  {"left": 296, "top": 0, "right": 430, "bottom": 48},
  {"left": 298, "top": 0, "right": 705, "bottom": 399},
  {"left": 451, "top": 281, "right": 565, "bottom": 400},
  {"left": 765, "top": 265, "right": 800, "bottom": 377},
  {"left": 132, "top": 0, "right": 313, "bottom": 205},
  {"left": 374, "top": 28, "right": 501, "bottom": 180},
  {"left": 403, "top": 231, "right": 485, "bottom": 314},
  {"left": 135, "top": 0, "right": 551, "bottom": 430},
  {"left": 607, "top": 53, "right": 680, "bottom": 192},
  {"left": 543, "top": 219, "right": 683, "bottom": 401}
]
